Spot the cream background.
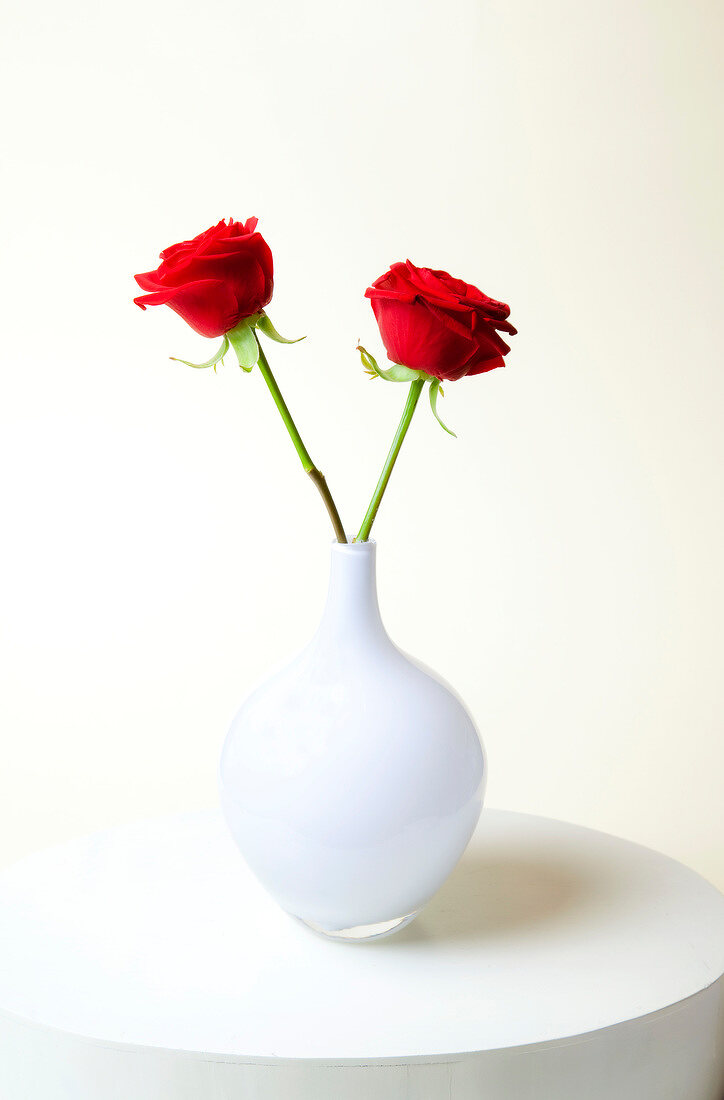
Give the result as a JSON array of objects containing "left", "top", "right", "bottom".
[{"left": 0, "top": 0, "right": 722, "bottom": 885}]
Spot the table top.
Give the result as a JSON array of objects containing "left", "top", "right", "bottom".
[{"left": 0, "top": 809, "right": 722, "bottom": 1062}]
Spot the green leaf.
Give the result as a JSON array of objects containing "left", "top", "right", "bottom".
[
  {"left": 170, "top": 335, "right": 229, "bottom": 370},
  {"left": 429, "top": 378, "right": 457, "bottom": 437},
  {"left": 256, "top": 312, "right": 305, "bottom": 344},
  {"left": 227, "top": 321, "right": 260, "bottom": 371}
]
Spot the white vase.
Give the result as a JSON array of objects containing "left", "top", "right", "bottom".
[{"left": 219, "top": 540, "right": 485, "bottom": 941}]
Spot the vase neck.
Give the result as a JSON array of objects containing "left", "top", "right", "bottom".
[{"left": 317, "top": 541, "right": 386, "bottom": 643}]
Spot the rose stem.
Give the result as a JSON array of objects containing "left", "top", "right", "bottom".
[
  {"left": 356, "top": 378, "right": 425, "bottom": 542},
  {"left": 254, "top": 336, "right": 348, "bottom": 544}
]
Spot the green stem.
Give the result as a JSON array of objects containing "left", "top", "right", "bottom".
[
  {"left": 357, "top": 378, "right": 425, "bottom": 542},
  {"left": 255, "top": 337, "right": 348, "bottom": 543},
  {"left": 256, "top": 338, "right": 313, "bottom": 470}
]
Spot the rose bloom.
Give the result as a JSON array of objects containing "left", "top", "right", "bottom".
[
  {"left": 134, "top": 218, "right": 273, "bottom": 338},
  {"left": 366, "top": 260, "right": 516, "bottom": 381}
]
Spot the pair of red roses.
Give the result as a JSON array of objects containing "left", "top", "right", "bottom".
[
  {"left": 134, "top": 218, "right": 516, "bottom": 382},
  {"left": 134, "top": 217, "right": 516, "bottom": 543}
]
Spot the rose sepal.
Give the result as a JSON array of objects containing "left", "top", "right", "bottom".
[
  {"left": 166, "top": 312, "right": 301, "bottom": 376},
  {"left": 357, "top": 345, "right": 427, "bottom": 383},
  {"left": 429, "top": 378, "right": 457, "bottom": 437},
  {"left": 256, "top": 312, "right": 305, "bottom": 345},
  {"left": 170, "top": 335, "right": 229, "bottom": 371},
  {"left": 227, "top": 319, "right": 261, "bottom": 372}
]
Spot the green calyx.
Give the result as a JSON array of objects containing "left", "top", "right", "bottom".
[
  {"left": 227, "top": 319, "right": 259, "bottom": 371},
  {"left": 429, "top": 377, "right": 456, "bottom": 437},
  {"left": 255, "top": 312, "right": 305, "bottom": 345},
  {"left": 228, "top": 312, "right": 304, "bottom": 371},
  {"left": 357, "top": 344, "right": 427, "bottom": 384},
  {"left": 170, "top": 335, "right": 229, "bottom": 371},
  {"left": 171, "top": 312, "right": 304, "bottom": 375},
  {"left": 358, "top": 344, "right": 457, "bottom": 437}
]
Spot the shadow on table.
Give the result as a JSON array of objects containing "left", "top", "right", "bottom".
[{"left": 392, "top": 845, "right": 611, "bottom": 947}]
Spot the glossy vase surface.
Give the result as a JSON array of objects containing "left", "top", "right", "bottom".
[{"left": 219, "top": 540, "right": 485, "bottom": 940}]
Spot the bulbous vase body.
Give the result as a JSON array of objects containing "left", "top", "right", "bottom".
[{"left": 219, "top": 541, "right": 485, "bottom": 940}]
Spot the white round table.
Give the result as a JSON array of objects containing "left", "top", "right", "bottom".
[{"left": 0, "top": 810, "right": 722, "bottom": 1099}]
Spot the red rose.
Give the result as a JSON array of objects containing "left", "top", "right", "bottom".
[
  {"left": 134, "top": 218, "right": 273, "bottom": 338},
  {"left": 365, "top": 260, "right": 516, "bottom": 381}
]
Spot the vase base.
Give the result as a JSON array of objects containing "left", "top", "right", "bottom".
[{"left": 298, "top": 910, "right": 420, "bottom": 942}]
